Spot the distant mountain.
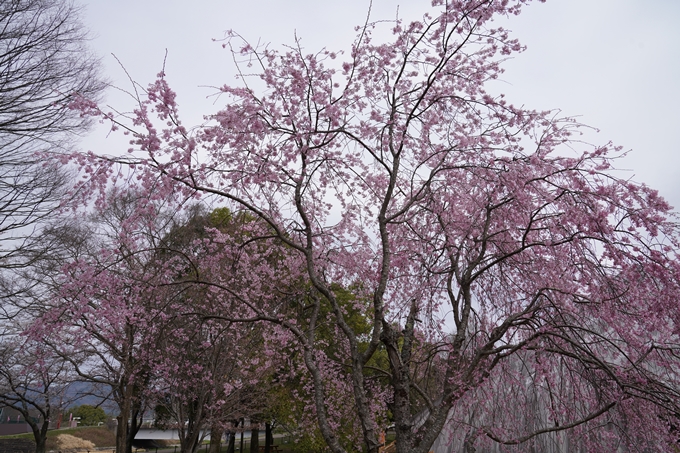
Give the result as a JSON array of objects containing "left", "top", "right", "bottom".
[{"left": 63, "top": 381, "right": 116, "bottom": 414}]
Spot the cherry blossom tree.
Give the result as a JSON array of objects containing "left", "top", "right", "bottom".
[
  {"left": 31, "top": 197, "right": 289, "bottom": 453},
  {"left": 29, "top": 189, "right": 189, "bottom": 453},
  {"left": 0, "top": 218, "right": 95, "bottom": 453},
  {"left": 154, "top": 319, "right": 274, "bottom": 453},
  {"left": 0, "top": 335, "right": 75, "bottom": 453},
  {"left": 150, "top": 209, "right": 279, "bottom": 453},
  {"left": 69, "top": 0, "right": 680, "bottom": 452}
]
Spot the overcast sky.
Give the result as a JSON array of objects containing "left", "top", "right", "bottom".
[{"left": 79, "top": 0, "right": 680, "bottom": 209}]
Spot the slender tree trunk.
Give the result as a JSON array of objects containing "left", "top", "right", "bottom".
[
  {"left": 239, "top": 419, "right": 244, "bottom": 453},
  {"left": 264, "top": 422, "right": 273, "bottom": 453},
  {"left": 209, "top": 426, "right": 224, "bottom": 453}
]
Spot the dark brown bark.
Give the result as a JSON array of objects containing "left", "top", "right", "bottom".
[
  {"left": 34, "top": 436, "right": 47, "bottom": 453},
  {"left": 381, "top": 301, "right": 419, "bottom": 453},
  {"left": 249, "top": 424, "right": 259, "bottom": 453},
  {"left": 125, "top": 401, "right": 144, "bottom": 453},
  {"left": 29, "top": 415, "right": 50, "bottom": 453},
  {"left": 264, "top": 422, "right": 273, "bottom": 453},
  {"left": 209, "top": 426, "right": 223, "bottom": 453},
  {"left": 115, "top": 385, "right": 132, "bottom": 453},
  {"left": 239, "top": 419, "right": 244, "bottom": 453},
  {"left": 226, "top": 430, "right": 236, "bottom": 453}
]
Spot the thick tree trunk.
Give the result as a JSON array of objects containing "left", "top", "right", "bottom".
[
  {"left": 31, "top": 420, "right": 49, "bottom": 453},
  {"left": 177, "top": 398, "right": 205, "bottom": 453},
  {"left": 226, "top": 431, "right": 235, "bottom": 453},
  {"left": 126, "top": 401, "right": 144, "bottom": 453},
  {"left": 116, "top": 380, "right": 140, "bottom": 453},
  {"left": 179, "top": 424, "right": 201, "bottom": 453},
  {"left": 383, "top": 304, "right": 419, "bottom": 453},
  {"left": 116, "top": 382, "right": 148, "bottom": 453},
  {"left": 180, "top": 435, "right": 200, "bottom": 453},
  {"left": 34, "top": 437, "right": 46, "bottom": 453},
  {"left": 115, "top": 414, "right": 127, "bottom": 453},
  {"left": 209, "top": 426, "right": 223, "bottom": 453},
  {"left": 226, "top": 420, "right": 238, "bottom": 453},
  {"left": 386, "top": 337, "right": 413, "bottom": 453},
  {"left": 249, "top": 425, "right": 259, "bottom": 453}
]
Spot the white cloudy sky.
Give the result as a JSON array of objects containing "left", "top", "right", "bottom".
[{"left": 79, "top": 0, "right": 680, "bottom": 209}]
